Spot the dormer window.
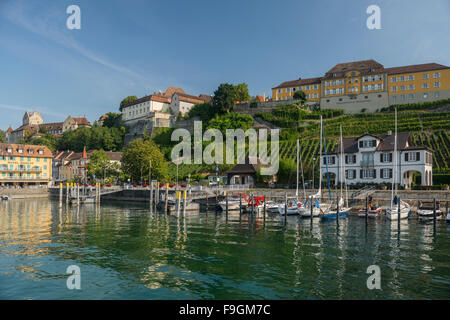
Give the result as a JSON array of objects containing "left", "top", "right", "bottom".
[
  {"left": 7, "top": 148, "right": 12, "bottom": 153},
  {"left": 359, "top": 140, "right": 377, "bottom": 148},
  {"left": 18, "top": 148, "right": 23, "bottom": 153},
  {"left": 28, "top": 149, "right": 34, "bottom": 154},
  {"left": 38, "top": 149, "right": 44, "bottom": 155}
]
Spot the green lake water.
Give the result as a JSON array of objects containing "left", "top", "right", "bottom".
[{"left": 0, "top": 199, "right": 449, "bottom": 299}]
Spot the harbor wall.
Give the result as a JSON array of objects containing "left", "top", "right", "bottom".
[{"left": 1, "top": 188, "right": 49, "bottom": 199}]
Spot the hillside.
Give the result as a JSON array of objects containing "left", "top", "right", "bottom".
[{"left": 256, "top": 101, "right": 450, "bottom": 186}]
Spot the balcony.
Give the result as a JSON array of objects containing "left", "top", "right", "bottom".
[
  {"left": 360, "top": 160, "right": 374, "bottom": 167},
  {"left": 0, "top": 167, "right": 42, "bottom": 173}
]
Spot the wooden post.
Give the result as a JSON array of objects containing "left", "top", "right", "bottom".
[
  {"left": 164, "top": 183, "right": 169, "bottom": 214},
  {"left": 225, "top": 192, "right": 228, "bottom": 218},
  {"left": 239, "top": 193, "right": 242, "bottom": 216},
  {"left": 397, "top": 197, "right": 401, "bottom": 231},
  {"left": 447, "top": 201, "right": 449, "bottom": 215},
  {"left": 150, "top": 182, "right": 153, "bottom": 211},
  {"left": 77, "top": 184, "right": 80, "bottom": 206},
  {"left": 310, "top": 196, "right": 313, "bottom": 222},
  {"left": 176, "top": 191, "right": 181, "bottom": 216},
  {"left": 183, "top": 190, "right": 187, "bottom": 216},
  {"left": 263, "top": 197, "right": 266, "bottom": 221},
  {"left": 433, "top": 198, "right": 436, "bottom": 226},
  {"left": 59, "top": 183, "right": 63, "bottom": 208},
  {"left": 206, "top": 192, "right": 209, "bottom": 212},
  {"left": 365, "top": 196, "right": 368, "bottom": 223},
  {"left": 336, "top": 195, "right": 340, "bottom": 226},
  {"left": 284, "top": 193, "right": 287, "bottom": 224},
  {"left": 66, "top": 183, "right": 69, "bottom": 204}
]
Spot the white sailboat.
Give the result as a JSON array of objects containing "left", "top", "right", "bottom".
[
  {"left": 320, "top": 124, "right": 351, "bottom": 219},
  {"left": 387, "top": 109, "right": 412, "bottom": 220},
  {"left": 300, "top": 116, "right": 327, "bottom": 217}
]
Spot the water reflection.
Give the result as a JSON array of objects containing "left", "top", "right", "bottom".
[{"left": 0, "top": 199, "right": 449, "bottom": 300}]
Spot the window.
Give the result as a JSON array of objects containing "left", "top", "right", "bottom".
[
  {"left": 408, "top": 94, "right": 414, "bottom": 100},
  {"left": 391, "top": 86, "right": 397, "bottom": 92},
  {"left": 424, "top": 93, "right": 428, "bottom": 99},
  {"left": 408, "top": 75, "right": 415, "bottom": 81},
  {"left": 408, "top": 85, "right": 414, "bottom": 90},
  {"left": 286, "top": 88, "right": 290, "bottom": 93},
  {"left": 435, "top": 91, "right": 440, "bottom": 98},
  {"left": 362, "top": 169, "right": 375, "bottom": 179},
  {"left": 381, "top": 153, "right": 392, "bottom": 163},
  {"left": 433, "top": 72, "right": 440, "bottom": 78},
  {"left": 382, "top": 168, "right": 392, "bottom": 179},
  {"left": 359, "top": 140, "right": 376, "bottom": 148},
  {"left": 347, "top": 170, "right": 355, "bottom": 179},
  {"left": 423, "top": 74, "right": 429, "bottom": 79},
  {"left": 391, "top": 77, "right": 397, "bottom": 83},
  {"left": 400, "top": 76, "right": 405, "bottom": 81},
  {"left": 401, "top": 94, "right": 405, "bottom": 101},
  {"left": 278, "top": 89, "right": 282, "bottom": 94},
  {"left": 345, "top": 154, "right": 356, "bottom": 164},
  {"left": 434, "top": 82, "right": 441, "bottom": 88},
  {"left": 422, "top": 83, "right": 429, "bottom": 89},
  {"left": 400, "top": 85, "right": 406, "bottom": 91},
  {"left": 405, "top": 152, "right": 420, "bottom": 162}
]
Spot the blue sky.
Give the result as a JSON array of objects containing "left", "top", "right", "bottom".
[{"left": 1, "top": 0, "right": 449, "bottom": 129}]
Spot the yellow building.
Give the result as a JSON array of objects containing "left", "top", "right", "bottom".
[
  {"left": 0, "top": 143, "right": 52, "bottom": 186},
  {"left": 272, "top": 60, "right": 450, "bottom": 113}
]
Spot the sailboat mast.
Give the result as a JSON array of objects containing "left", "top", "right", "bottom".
[
  {"left": 390, "top": 108, "right": 397, "bottom": 208},
  {"left": 296, "top": 139, "right": 299, "bottom": 197},
  {"left": 299, "top": 140, "right": 306, "bottom": 200},
  {"left": 395, "top": 108, "right": 398, "bottom": 197},
  {"left": 340, "top": 125, "right": 343, "bottom": 201},
  {"left": 319, "top": 116, "right": 322, "bottom": 195}
]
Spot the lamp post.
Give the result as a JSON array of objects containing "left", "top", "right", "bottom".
[{"left": 148, "top": 159, "right": 151, "bottom": 187}]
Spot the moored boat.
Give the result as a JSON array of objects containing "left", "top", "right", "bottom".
[{"left": 417, "top": 202, "right": 443, "bottom": 221}]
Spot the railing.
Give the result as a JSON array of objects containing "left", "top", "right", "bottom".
[
  {"left": 360, "top": 160, "right": 374, "bottom": 167},
  {"left": 0, "top": 176, "right": 47, "bottom": 181},
  {"left": 0, "top": 168, "right": 42, "bottom": 172}
]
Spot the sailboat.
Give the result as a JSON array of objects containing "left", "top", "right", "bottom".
[
  {"left": 386, "top": 108, "right": 412, "bottom": 220},
  {"left": 319, "top": 124, "right": 351, "bottom": 219},
  {"left": 300, "top": 117, "right": 328, "bottom": 217},
  {"left": 279, "top": 139, "right": 303, "bottom": 216}
]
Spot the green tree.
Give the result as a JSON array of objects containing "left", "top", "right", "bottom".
[
  {"left": 20, "top": 133, "right": 59, "bottom": 151},
  {"left": 235, "top": 83, "right": 250, "bottom": 102},
  {"left": 58, "top": 125, "right": 124, "bottom": 152},
  {"left": 293, "top": 90, "right": 307, "bottom": 104},
  {"left": 87, "top": 150, "right": 121, "bottom": 183},
  {"left": 121, "top": 138, "right": 168, "bottom": 182},
  {"left": 0, "top": 129, "right": 5, "bottom": 143},
  {"left": 185, "top": 102, "right": 218, "bottom": 122},
  {"left": 213, "top": 83, "right": 238, "bottom": 114},
  {"left": 119, "top": 95, "right": 138, "bottom": 112},
  {"left": 207, "top": 113, "right": 254, "bottom": 133},
  {"left": 102, "top": 112, "right": 124, "bottom": 129}
]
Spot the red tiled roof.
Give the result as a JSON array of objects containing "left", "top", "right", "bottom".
[
  {"left": 73, "top": 117, "right": 91, "bottom": 126},
  {"left": 0, "top": 143, "right": 52, "bottom": 158}
]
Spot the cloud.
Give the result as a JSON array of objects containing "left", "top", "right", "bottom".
[
  {"left": 1, "top": 0, "right": 147, "bottom": 81},
  {"left": 0, "top": 104, "right": 66, "bottom": 118}
]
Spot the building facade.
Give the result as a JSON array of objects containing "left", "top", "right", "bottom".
[
  {"left": 320, "top": 133, "right": 433, "bottom": 188},
  {"left": 58, "top": 149, "right": 123, "bottom": 182},
  {"left": 0, "top": 143, "right": 52, "bottom": 186},
  {"left": 272, "top": 60, "right": 450, "bottom": 113},
  {"left": 6, "top": 112, "right": 91, "bottom": 144}
]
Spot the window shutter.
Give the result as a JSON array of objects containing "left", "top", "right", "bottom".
[
  {"left": 360, "top": 170, "right": 363, "bottom": 179},
  {"left": 405, "top": 153, "right": 408, "bottom": 161},
  {"left": 345, "top": 155, "right": 348, "bottom": 164},
  {"left": 389, "top": 169, "right": 393, "bottom": 179},
  {"left": 373, "top": 169, "right": 376, "bottom": 178},
  {"left": 380, "top": 169, "right": 383, "bottom": 178},
  {"left": 416, "top": 152, "right": 420, "bottom": 161},
  {"left": 372, "top": 140, "right": 376, "bottom": 147},
  {"left": 353, "top": 155, "right": 356, "bottom": 163},
  {"left": 359, "top": 141, "right": 363, "bottom": 148},
  {"left": 380, "top": 154, "right": 383, "bottom": 163},
  {"left": 389, "top": 153, "right": 392, "bottom": 162}
]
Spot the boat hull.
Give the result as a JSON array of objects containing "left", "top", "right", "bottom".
[{"left": 320, "top": 209, "right": 350, "bottom": 219}]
